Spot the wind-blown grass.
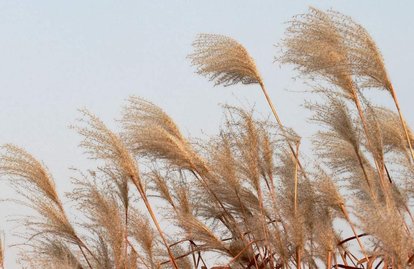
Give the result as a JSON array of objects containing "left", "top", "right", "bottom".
[{"left": 0, "top": 7, "right": 413, "bottom": 269}]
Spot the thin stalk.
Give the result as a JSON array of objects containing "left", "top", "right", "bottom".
[
  {"left": 354, "top": 147, "right": 372, "bottom": 190},
  {"left": 296, "top": 246, "right": 301, "bottom": 269},
  {"left": 389, "top": 85, "right": 414, "bottom": 163},
  {"left": 259, "top": 83, "right": 299, "bottom": 161},
  {"left": 374, "top": 259, "right": 383, "bottom": 269},
  {"left": 78, "top": 244, "right": 93, "bottom": 269},
  {"left": 333, "top": 254, "right": 339, "bottom": 269},
  {"left": 160, "top": 245, "right": 206, "bottom": 268},
  {"left": 327, "top": 251, "right": 332, "bottom": 269},
  {"left": 190, "top": 170, "right": 244, "bottom": 237},
  {"left": 260, "top": 82, "right": 370, "bottom": 266},
  {"left": 128, "top": 241, "right": 152, "bottom": 268},
  {"left": 294, "top": 142, "right": 300, "bottom": 215},
  {"left": 79, "top": 240, "right": 99, "bottom": 266},
  {"left": 263, "top": 172, "right": 278, "bottom": 218},
  {"left": 235, "top": 189, "right": 260, "bottom": 269},
  {"left": 226, "top": 240, "right": 257, "bottom": 266},
  {"left": 259, "top": 82, "right": 313, "bottom": 188},
  {"left": 192, "top": 242, "right": 208, "bottom": 269},
  {"left": 339, "top": 250, "right": 348, "bottom": 267},
  {"left": 257, "top": 182, "right": 270, "bottom": 261},
  {"left": 124, "top": 206, "right": 129, "bottom": 269},
  {"left": 339, "top": 204, "right": 369, "bottom": 262},
  {"left": 159, "top": 248, "right": 202, "bottom": 266},
  {"left": 58, "top": 202, "right": 96, "bottom": 269},
  {"left": 130, "top": 177, "right": 179, "bottom": 269},
  {"left": 293, "top": 142, "right": 301, "bottom": 269},
  {"left": 189, "top": 243, "right": 197, "bottom": 268},
  {"left": 0, "top": 233, "right": 4, "bottom": 269},
  {"left": 352, "top": 93, "right": 391, "bottom": 208}
]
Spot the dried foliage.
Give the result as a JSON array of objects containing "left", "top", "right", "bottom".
[{"left": 0, "top": 6, "right": 413, "bottom": 269}]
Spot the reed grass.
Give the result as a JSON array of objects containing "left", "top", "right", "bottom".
[{"left": 0, "top": 7, "right": 413, "bottom": 269}]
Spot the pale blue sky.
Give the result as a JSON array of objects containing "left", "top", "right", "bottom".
[{"left": 1, "top": 1, "right": 413, "bottom": 267}]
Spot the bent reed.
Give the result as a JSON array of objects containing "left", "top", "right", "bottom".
[{"left": 1, "top": 7, "right": 414, "bottom": 269}]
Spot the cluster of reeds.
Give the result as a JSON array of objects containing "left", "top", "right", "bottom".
[{"left": 0, "top": 7, "right": 413, "bottom": 269}]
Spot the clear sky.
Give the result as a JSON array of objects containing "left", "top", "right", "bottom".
[{"left": 1, "top": 1, "right": 413, "bottom": 267}]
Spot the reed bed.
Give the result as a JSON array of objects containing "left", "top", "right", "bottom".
[{"left": 0, "top": 7, "right": 413, "bottom": 269}]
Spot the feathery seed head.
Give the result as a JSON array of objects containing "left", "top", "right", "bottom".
[
  {"left": 74, "top": 109, "right": 141, "bottom": 188},
  {"left": 0, "top": 145, "right": 80, "bottom": 245},
  {"left": 371, "top": 107, "right": 413, "bottom": 157},
  {"left": 189, "top": 33, "right": 263, "bottom": 86},
  {"left": 0, "top": 144, "right": 61, "bottom": 206},
  {"left": 280, "top": 7, "right": 356, "bottom": 97},
  {"left": 327, "top": 10, "right": 392, "bottom": 90},
  {"left": 122, "top": 97, "right": 209, "bottom": 174}
]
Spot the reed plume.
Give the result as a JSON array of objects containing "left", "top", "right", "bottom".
[
  {"left": 280, "top": 7, "right": 395, "bottom": 215},
  {"left": 369, "top": 106, "right": 413, "bottom": 160},
  {"left": 280, "top": 8, "right": 355, "bottom": 97},
  {"left": 121, "top": 97, "right": 244, "bottom": 247},
  {"left": 128, "top": 210, "right": 160, "bottom": 268},
  {"left": 0, "top": 144, "right": 62, "bottom": 207},
  {"left": 121, "top": 96, "right": 208, "bottom": 174},
  {"left": 328, "top": 10, "right": 414, "bottom": 161},
  {"left": 70, "top": 178, "right": 126, "bottom": 269},
  {"left": 19, "top": 238, "right": 82, "bottom": 269},
  {"left": 74, "top": 109, "right": 179, "bottom": 269},
  {"left": 189, "top": 33, "right": 300, "bottom": 171},
  {"left": 0, "top": 144, "right": 95, "bottom": 268},
  {"left": 188, "top": 34, "right": 263, "bottom": 86},
  {"left": 189, "top": 37, "right": 307, "bottom": 267}
]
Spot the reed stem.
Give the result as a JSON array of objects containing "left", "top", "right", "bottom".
[
  {"left": 340, "top": 204, "right": 369, "bottom": 262},
  {"left": 296, "top": 246, "right": 301, "bottom": 269},
  {"left": 78, "top": 244, "right": 93, "bottom": 269},
  {"left": 353, "top": 93, "right": 391, "bottom": 208},
  {"left": 389, "top": 86, "right": 414, "bottom": 163},
  {"left": 327, "top": 251, "right": 332, "bottom": 269},
  {"left": 130, "top": 176, "right": 179, "bottom": 269},
  {"left": 294, "top": 142, "right": 300, "bottom": 215}
]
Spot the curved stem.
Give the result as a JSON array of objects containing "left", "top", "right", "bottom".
[
  {"left": 339, "top": 204, "right": 369, "bottom": 262},
  {"left": 389, "top": 86, "right": 414, "bottom": 163},
  {"left": 327, "top": 251, "right": 332, "bottom": 269},
  {"left": 259, "top": 83, "right": 307, "bottom": 177},
  {"left": 124, "top": 206, "right": 129, "bottom": 269},
  {"left": 353, "top": 93, "right": 391, "bottom": 209},
  {"left": 130, "top": 177, "right": 179, "bottom": 269},
  {"left": 294, "top": 142, "right": 300, "bottom": 215},
  {"left": 78, "top": 244, "right": 93, "bottom": 269}
]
